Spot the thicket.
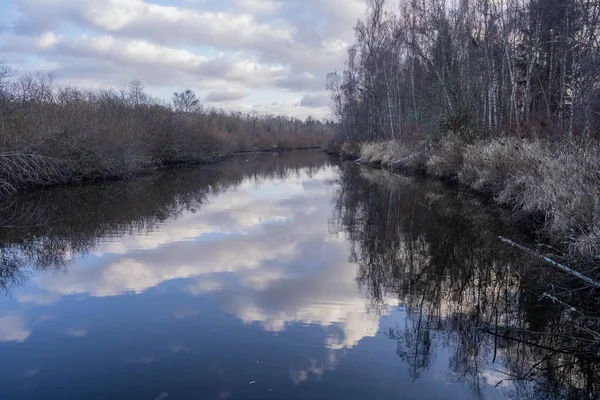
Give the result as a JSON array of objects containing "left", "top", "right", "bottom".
[{"left": 0, "top": 62, "right": 331, "bottom": 194}]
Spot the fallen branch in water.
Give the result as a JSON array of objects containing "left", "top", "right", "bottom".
[{"left": 499, "top": 236, "right": 600, "bottom": 289}]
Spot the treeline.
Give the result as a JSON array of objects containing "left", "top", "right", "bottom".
[
  {"left": 0, "top": 62, "right": 331, "bottom": 195},
  {"left": 328, "top": 0, "right": 600, "bottom": 141},
  {"left": 327, "top": 0, "right": 600, "bottom": 261}
]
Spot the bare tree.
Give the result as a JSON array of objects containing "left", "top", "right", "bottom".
[
  {"left": 173, "top": 89, "right": 201, "bottom": 113},
  {"left": 327, "top": 0, "right": 600, "bottom": 141}
]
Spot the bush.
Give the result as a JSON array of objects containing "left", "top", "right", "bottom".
[{"left": 0, "top": 64, "right": 333, "bottom": 194}]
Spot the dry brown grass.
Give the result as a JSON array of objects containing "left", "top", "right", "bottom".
[
  {"left": 357, "top": 140, "right": 427, "bottom": 171},
  {"left": 457, "top": 139, "right": 598, "bottom": 241},
  {"left": 360, "top": 142, "right": 393, "bottom": 164},
  {"left": 354, "top": 136, "right": 600, "bottom": 260},
  {"left": 426, "top": 134, "right": 465, "bottom": 180},
  {"left": 340, "top": 141, "right": 362, "bottom": 159}
]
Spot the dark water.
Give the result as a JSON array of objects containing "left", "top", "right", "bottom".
[{"left": 0, "top": 151, "right": 597, "bottom": 400}]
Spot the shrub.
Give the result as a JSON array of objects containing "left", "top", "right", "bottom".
[{"left": 0, "top": 64, "right": 333, "bottom": 193}]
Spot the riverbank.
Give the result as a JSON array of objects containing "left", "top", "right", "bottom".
[
  {"left": 329, "top": 137, "right": 600, "bottom": 355},
  {"left": 0, "top": 146, "right": 325, "bottom": 197},
  {"left": 0, "top": 62, "right": 330, "bottom": 197},
  {"left": 329, "top": 136, "right": 599, "bottom": 275}
]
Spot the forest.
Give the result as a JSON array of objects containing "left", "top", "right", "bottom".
[
  {"left": 327, "top": 0, "right": 600, "bottom": 262},
  {"left": 0, "top": 62, "right": 331, "bottom": 195}
]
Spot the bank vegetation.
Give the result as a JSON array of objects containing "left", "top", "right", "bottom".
[
  {"left": 327, "top": 0, "right": 600, "bottom": 267},
  {"left": 0, "top": 62, "right": 331, "bottom": 195}
]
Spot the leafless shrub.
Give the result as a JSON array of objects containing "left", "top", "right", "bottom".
[
  {"left": 0, "top": 152, "right": 66, "bottom": 194},
  {"left": 0, "top": 62, "right": 333, "bottom": 196}
]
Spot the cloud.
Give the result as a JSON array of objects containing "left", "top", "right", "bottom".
[
  {"left": 16, "top": 0, "right": 292, "bottom": 47},
  {"left": 32, "top": 169, "right": 331, "bottom": 296},
  {"left": 65, "top": 328, "right": 87, "bottom": 337},
  {"left": 205, "top": 88, "right": 248, "bottom": 102},
  {"left": 17, "top": 292, "right": 59, "bottom": 305},
  {"left": 480, "top": 369, "right": 513, "bottom": 389},
  {"left": 301, "top": 93, "right": 329, "bottom": 108},
  {"left": 0, "top": 315, "right": 31, "bottom": 343},
  {"left": 3, "top": 33, "right": 286, "bottom": 87},
  {"left": 234, "top": 0, "right": 279, "bottom": 15},
  {"left": 2, "top": 0, "right": 365, "bottom": 119},
  {"left": 290, "top": 351, "right": 342, "bottom": 385},
  {"left": 21, "top": 165, "right": 393, "bottom": 355}
]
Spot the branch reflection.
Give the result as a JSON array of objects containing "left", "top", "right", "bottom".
[
  {"left": 330, "top": 164, "right": 599, "bottom": 399},
  {"left": 0, "top": 151, "right": 329, "bottom": 293}
]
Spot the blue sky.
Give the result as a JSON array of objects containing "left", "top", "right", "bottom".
[{"left": 0, "top": 0, "right": 366, "bottom": 119}]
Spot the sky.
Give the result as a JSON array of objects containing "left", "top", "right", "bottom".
[{"left": 0, "top": 0, "right": 366, "bottom": 119}]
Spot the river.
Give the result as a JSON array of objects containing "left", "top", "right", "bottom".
[{"left": 0, "top": 151, "right": 597, "bottom": 399}]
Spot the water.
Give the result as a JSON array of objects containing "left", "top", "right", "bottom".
[{"left": 0, "top": 151, "right": 597, "bottom": 400}]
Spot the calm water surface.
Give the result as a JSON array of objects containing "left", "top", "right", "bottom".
[{"left": 0, "top": 151, "right": 597, "bottom": 400}]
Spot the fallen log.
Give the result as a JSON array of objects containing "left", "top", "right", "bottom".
[{"left": 499, "top": 236, "right": 600, "bottom": 289}]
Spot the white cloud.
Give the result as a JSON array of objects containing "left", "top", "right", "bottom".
[
  {"left": 19, "top": 165, "right": 394, "bottom": 358},
  {"left": 290, "top": 351, "right": 342, "bottom": 385},
  {"left": 480, "top": 369, "right": 513, "bottom": 389},
  {"left": 2, "top": 0, "right": 366, "bottom": 119},
  {"left": 205, "top": 88, "right": 249, "bottom": 102},
  {"left": 17, "top": 292, "right": 59, "bottom": 305},
  {"left": 301, "top": 93, "right": 329, "bottom": 108},
  {"left": 0, "top": 315, "right": 31, "bottom": 343},
  {"left": 234, "top": 0, "right": 279, "bottom": 15},
  {"left": 65, "top": 328, "right": 87, "bottom": 337}
]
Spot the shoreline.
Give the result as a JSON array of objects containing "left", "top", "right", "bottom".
[
  {"left": 326, "top": 142, "right": 598, "bottom": 282},
  {"left": 328, "top": 143, "right": 600, "bottom": 352},
  {"left": 0, "top": 147, "right": 324, "bottom": 199}
]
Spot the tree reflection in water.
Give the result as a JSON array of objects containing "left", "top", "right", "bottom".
[
  {"left": 330, "top": 164, "right": 599, "bottom": 400},
  {"left": 0, "top": 151, "right": 328, "bottom": 294},
  {"left": 0, "top": 154, "right": 597, "bottom": 399}
]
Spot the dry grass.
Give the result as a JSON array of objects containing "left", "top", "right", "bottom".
[
  {"left": 340, "top": 141, "right": 362, "bottom": 159},
  {"left": 355, "top": 137, "right": 600, "bottom": 260},
  {"left": 359, "top": 140, "right": 426, "bottom": 170},
  {"left": 426, "top": 134, "right": 465, "bottom": 180},
  {"left": 457, "top": 139, "right": 598, "bottom": 240}
]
